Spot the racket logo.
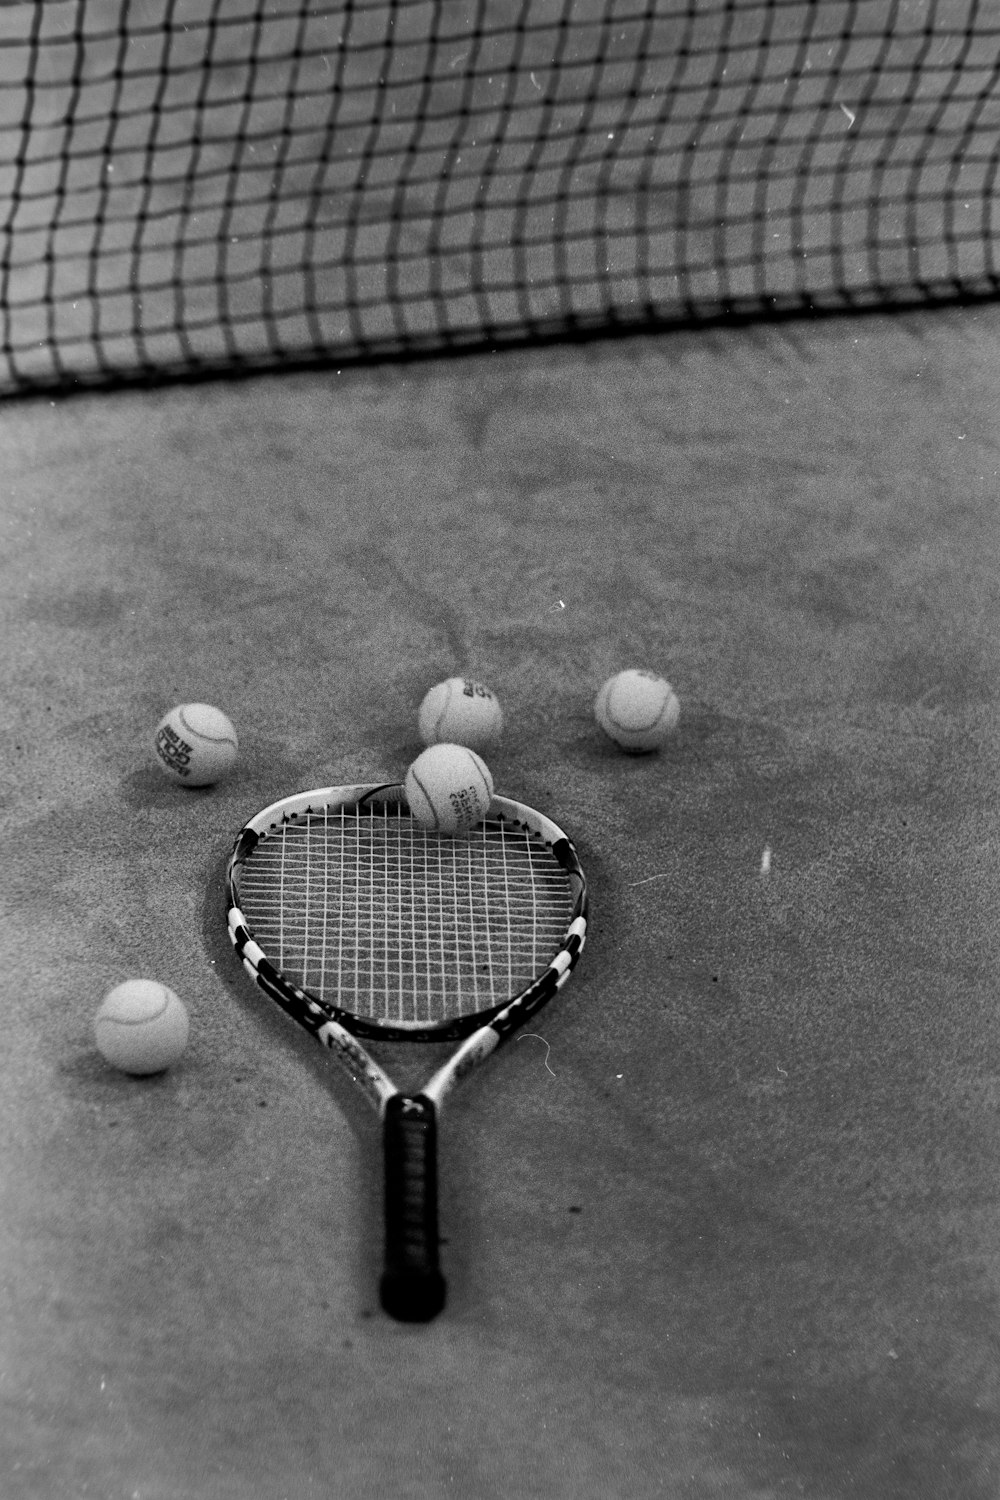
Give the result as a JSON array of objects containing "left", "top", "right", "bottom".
[{"left": 399, "top": 1096, "right": 431, "bottom": 1118}]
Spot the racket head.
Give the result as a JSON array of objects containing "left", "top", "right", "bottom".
[{"left": 226, "top": 783, "right": 587, "bottom": 1044}]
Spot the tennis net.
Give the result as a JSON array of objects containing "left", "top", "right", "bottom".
[{"left": 2, "top": 0, "right": 999, "bottom": 395}]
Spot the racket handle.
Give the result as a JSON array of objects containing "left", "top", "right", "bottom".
[{"left": 380, "top": 1095, "right": 447, "bottom": 1323}]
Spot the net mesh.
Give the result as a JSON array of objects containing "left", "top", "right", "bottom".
[{"left": 3, "top": 0, "right": 1000, "bottom": 396}]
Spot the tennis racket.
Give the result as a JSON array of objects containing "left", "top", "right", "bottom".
[{"left": 225, "top": 782, "right": 588, "bottom": 1323}]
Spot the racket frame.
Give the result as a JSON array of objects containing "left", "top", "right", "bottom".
[{"left": 224, "top": 782, "right": 588, "bottom": 1320}]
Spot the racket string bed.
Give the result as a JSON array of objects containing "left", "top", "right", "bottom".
[{"left": 233, "top": 805, "right": 575, "bottom": 1028}]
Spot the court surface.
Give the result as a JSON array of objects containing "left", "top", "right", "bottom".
[{"left": 2, "top": 305, "right": 999, "bottom": 1498}]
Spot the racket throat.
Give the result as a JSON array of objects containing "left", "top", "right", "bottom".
[{"left": 380, "top": 1094, "right": 447, "bottom": 1323}]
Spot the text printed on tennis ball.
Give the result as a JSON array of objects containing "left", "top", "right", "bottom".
[
  {"left": 449, "top": 786, "right": 483, "bottom": 824},
  {"left": 156, "top": 722, "right": 196, "bottom": 777}
]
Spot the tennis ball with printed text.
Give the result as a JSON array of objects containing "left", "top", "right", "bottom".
[
  {"left": 594, "top": 669, "right": 680, "bottom": 753},
  {"left": 154, "top": 702, "right": 238, "bottom": 786},
  {"left": 417, "top": 677, "right": 504, "bottom": 752},
  {"left": 405, "top": 743, "right": 494, "bottom": 835}
]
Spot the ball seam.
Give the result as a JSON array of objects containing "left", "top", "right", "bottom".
[
  {"left": 177, "top": 707, "right": 237, "bottom": 747},
  {"left": 408, "top": 769, "right": 441, "bottom": 830}
]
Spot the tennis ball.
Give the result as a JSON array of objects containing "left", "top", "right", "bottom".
[
  {"left": 94, "top": 980, "right": 189, "bottom": 1076},
  {"left": 405, "top": 743, "right": 494, "bottom": 835},
  {"left": 417, "top": 677, "right": 504, "bottom": 752},
  {"left": 595, "top": 668, "right": 680, "bottom": 753},
  {"left": 154, "top": 702, "right": 238, "bottom": 786}
]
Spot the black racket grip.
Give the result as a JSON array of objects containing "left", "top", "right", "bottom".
[{"left": 380, "top": 1095, "right": 447, "bottom": 1323}]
